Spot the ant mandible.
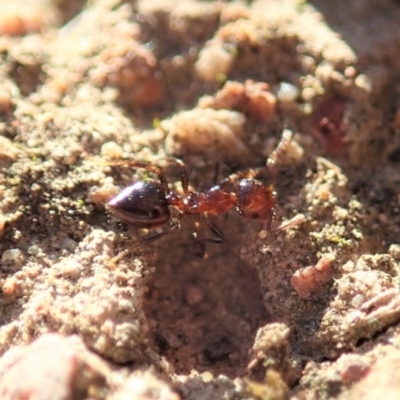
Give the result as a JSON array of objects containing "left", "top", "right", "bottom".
[{"left": 107, "top": 130, "right": 293, "bottom": 257}]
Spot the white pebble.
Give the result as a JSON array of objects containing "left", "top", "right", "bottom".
[
  {"left": 195, "top": 42, "right": 234, "bottom": 82},
  {"left": 277, "top": 82, "right": 299, "bottom": 103},
  {"left": 351, "top": 294, "right": 365, "bottom": 309},
  {"left": 101, "top": 141, "right": 123, "bottom": 159},
  {"left": 2, "top": 248, "right": 23, "bottom": 263}
]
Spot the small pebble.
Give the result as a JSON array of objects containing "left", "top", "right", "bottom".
[
  {"left": 291, "top": 256, "right": 332, "bottom": 299},
  {"left": 87, "top": 181, "right": 119, "bottom": 205},
  {"left": 277, "top": 82, "right": 299, "bottom": 103},
  {"left": 0, "top": 212, "right": 6, "bottom": 237},
  {"left": 101, "top": 141, "right": 123, "bottom": 159},
  {"left": 339, "top": 355, "right": 371, "bottom": 384},
  {"left": 2, "top": 248, "right": 23, "bottom": 263},
  {"left": 389, "top": 244, "right": 400, "bottom": 261},
  {"left": 0, "top": 88, "right": 13, "bottom": 111},
  {"left": 195, "top": 42, "right": 234, "bottom": 82},
  {"left": 27, "top": 245, "right": 41, "bottom": 256},
  {"left": 351, "top": 294, "right": 365, "bottom": 309},
  {"left": 0, "top": 136, "right": 19, "bottom": 161},
  {"left": 186, "top": 285, "right": 204, "bottom": 305}
]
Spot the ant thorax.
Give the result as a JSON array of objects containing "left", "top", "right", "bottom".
[{"left": 179, "top": 187, "right": 236, "bottom": 216}]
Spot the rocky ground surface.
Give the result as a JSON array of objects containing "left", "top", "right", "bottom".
[{"left": 1, "top": 0, "right": 400, "bottom": 399}]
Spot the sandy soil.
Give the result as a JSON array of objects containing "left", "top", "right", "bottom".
[{"left": 1, "top": 0, "right": 400, "bottom": 399}]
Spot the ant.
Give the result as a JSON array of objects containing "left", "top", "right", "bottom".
[{"left": 107, "top": 130, "right": 297, "bottom": 258}]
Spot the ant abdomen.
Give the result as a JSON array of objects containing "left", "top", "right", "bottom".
[{"left": 108, "top": 180, "right": 170, "bottom": 229}]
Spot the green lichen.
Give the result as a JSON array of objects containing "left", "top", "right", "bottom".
[{"left": 244, "top": 370, "right": 288, "bottom": 400}]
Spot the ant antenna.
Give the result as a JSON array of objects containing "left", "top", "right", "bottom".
[
  {"left": 266, "top": 128, "right": 292, "bottom": 181},
  {"left": 100, "top": 160, "right": 171, "bottom": 194},
  {"left": 165, "top": 157, "right": 189, "bottom": 193}
]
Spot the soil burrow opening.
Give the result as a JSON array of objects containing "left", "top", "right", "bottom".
[{"left": 142, "top": 217, "right": 270, "bottom": 377}]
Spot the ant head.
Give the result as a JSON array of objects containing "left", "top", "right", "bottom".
[
  {"left": 108, "top": 180, "right": 170, "bottom": 229},
  {"left": 236, "top": 179, "right": 276, "bottom": 220}
]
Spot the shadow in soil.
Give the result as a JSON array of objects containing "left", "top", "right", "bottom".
[
  {"left": 142, "top": 217, "right": 269, "bottom": 378},
  {"left": 310, "top": 0, "right": 400, "bottom": 65}
]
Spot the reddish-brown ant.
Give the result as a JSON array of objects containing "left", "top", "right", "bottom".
[{"left": 107, "top": 130, "right": 296, "bottom": 257}]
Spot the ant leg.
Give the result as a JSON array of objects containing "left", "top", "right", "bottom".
[
  {"left": 217, "top": 130, "right": 293, "bottom": 189},
  {"left": 140, "top": 218, "right": 181, "bottom": 246},
  {"left": 263, "top": 208, "right": 276, "bottom": 233},
  {"left": 103, "top": 157, "right": 191, "bottom": 195},
  {"left": 191, "top": 217, "right": 210, "bottom": 258},
  {"left": 206, "top": 218, "right": 225, "bottom": 243},
  {"left": 191, "top": 216, "right": 225, "bottom": 258},
  {"left": 101, "top": 160, "right": 170, "bottom": 194},
  {"left": 218, "top": 168, "right": 261, "bottom": 189},
  {"left": 110, "top": 218, "right": 181, "bottom": 264},
  {"left": 165, "top": 157, "right": 189, "bottom": 193},
  {"left": 195, "top": 239, "right": 208, "bottom": 259},
  {"left": 212, "top": 162, "right": 222, "bottom": 185}
]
